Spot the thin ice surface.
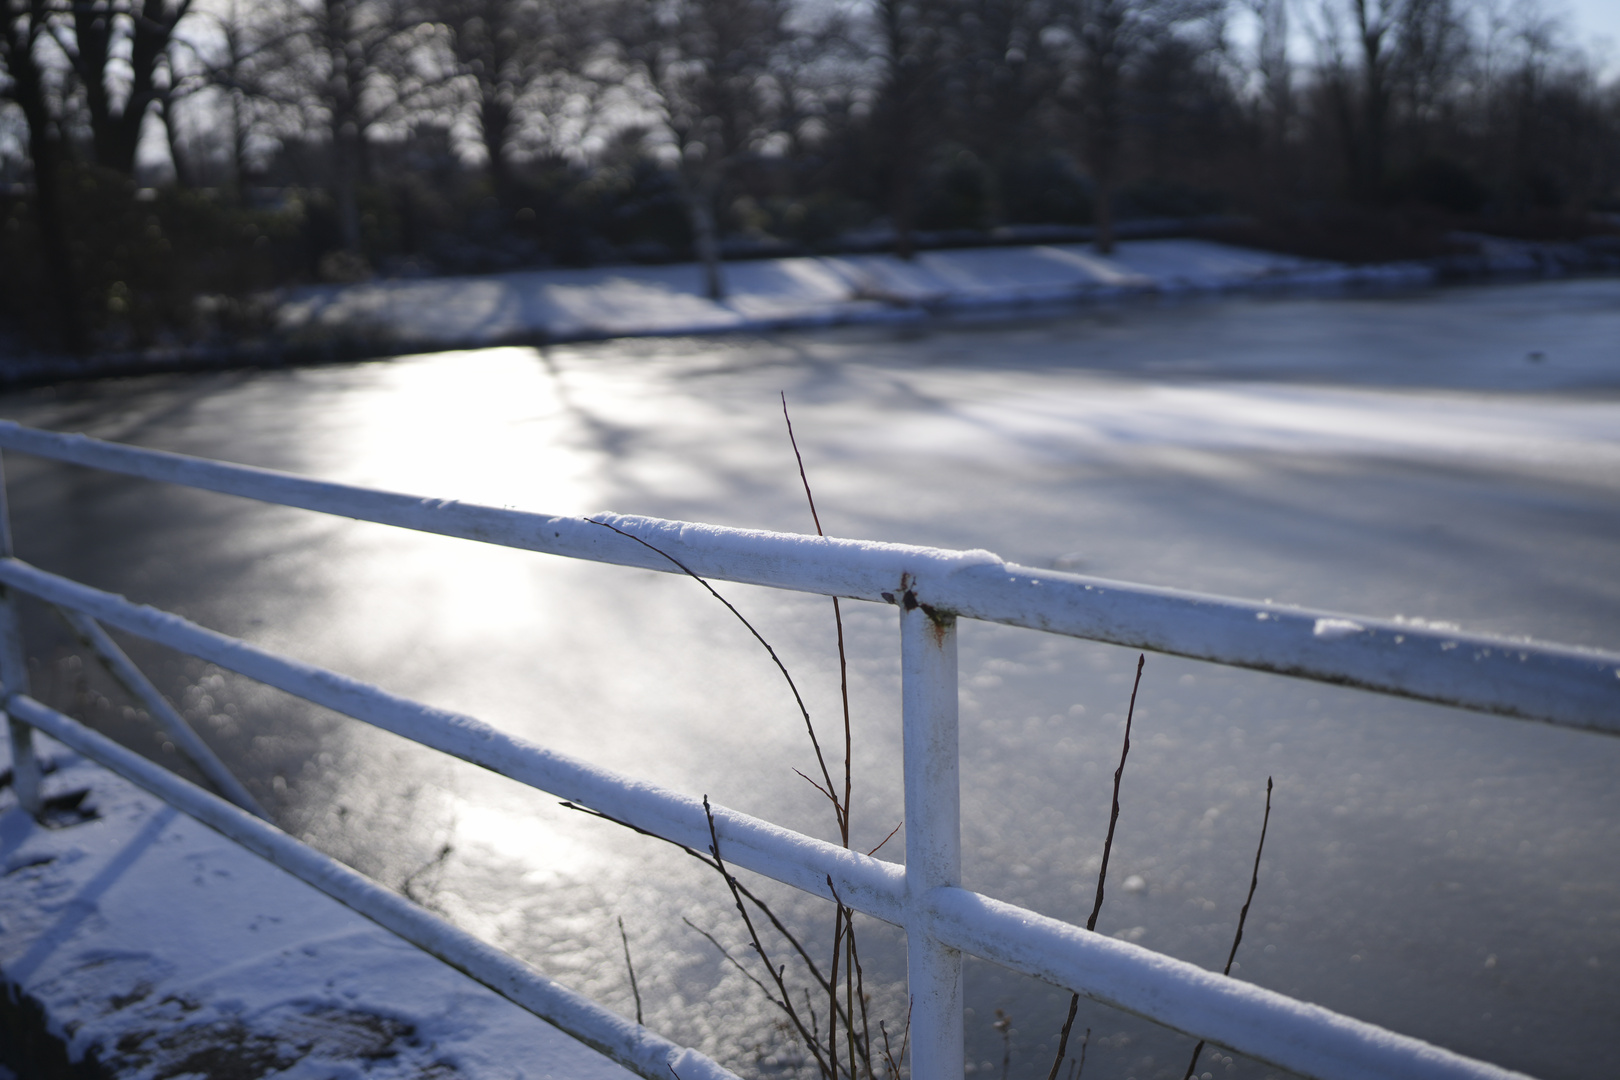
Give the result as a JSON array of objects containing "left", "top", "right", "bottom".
[{"left": 2, "top": 278, "right": 1617, "bottom": 1079}]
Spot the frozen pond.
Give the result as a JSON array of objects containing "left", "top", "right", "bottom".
[{"left": 5, "top": 278, "right": 1619, "bottom": 1079}]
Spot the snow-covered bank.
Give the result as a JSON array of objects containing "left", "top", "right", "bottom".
[
  {"left": 2, "top": 233, "right": 1615, "bottom": 388},
  {"left": 0, "top": 734, "right": 638, "bottom": 1080},
  {"left": 275, "top": 239, "right": 1433, "bottom": 349}
]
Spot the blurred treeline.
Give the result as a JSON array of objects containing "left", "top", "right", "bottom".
[{"left": 1, "top": 0, "right": 1617, "bottom": 351}]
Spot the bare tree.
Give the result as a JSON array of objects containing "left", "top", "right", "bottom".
[
  {"left": 47, "top": 0, "right": 196, "bottom": 176},
  {"left": 0, "top": 0, "right": 80, "bottom": 348},
  {"left": 1057, "top": 0, "right": 1135, "bottom": 251},
  {"left": 939, "top": 0, "right": 1061, "bottom": 224},
  {"left": 1247, "top": 0, "right": 1291, "bottom": 184},
  {"left": 432, "top": 0, "right": 596, "bottom": 204},
  {"left": 868, "top": 0, "right": 946, "bottom": 256},
  {"left": 611, "top": 0, "right": 795, "bottom": 298},
  {"left": 189, "top": 0, "right": 285, "bottom": 195},
  {"left": 1313, "top": 0, "right": 1401, "bottom": 200},
  {"left": 249, "top": 0, "right": 432, "bottom": 251}
]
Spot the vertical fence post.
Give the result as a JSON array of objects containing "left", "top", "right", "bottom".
[
  {"left": 0, "top": 449, "right": 41, "bottom": 816},
  {"left": 901, "top": 597, "right": 964, "bottom": 1080}
]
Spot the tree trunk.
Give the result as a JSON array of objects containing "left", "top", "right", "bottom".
[
  {"left": 1081, "top": 0, "right": 1125, "bottom": 256},
  {"left": 67, "top": 0, "right": 184, "bottom": 175},
  {"left": 892, "top": 162, "right": 917, "bottom": 261},
  {"left": 1094, "top": 169, "right": 1116, "bottom": 255},
  {"left": 71, "top": 0, "right": 118, "bottom": 168},
  {"left": 480, "top": 94, "right": 515, "bottom": 205},
  {"left": 1353, "top": 0, "right": 1391, "bottom": 201},
  {"left": 687, "top": 188, "right": 726, "bottom": 301},
  {"left": 879, "top": 0, "right": 920, "bottom": 260},
  {"left": 160, "top": 92, "right": 192, "bottom": 188},
  {"left": 231, "top": 88, "right": 251, "bottom": 198},
  {"left": 27, "top": 132, "right": 80, "bottom": 352},
  {"left": 3, "top": 1, "right": 83, "bottom": 351},
  {"left": 676, "top": 163, "right": 726, "bottom": 299},
  {"left": 334, "top": 123, "right": 363, "bottom": 252}
]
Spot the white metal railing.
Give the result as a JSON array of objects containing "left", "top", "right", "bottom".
[{"left": 1, "top": 420, "right": 1614, "bottom": 1080}]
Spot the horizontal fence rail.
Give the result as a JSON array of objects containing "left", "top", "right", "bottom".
[
  {"left": 0, "top": 559, "right": 1532, "bottom": 1080},
  {"left": 0, "top": 421, "right": 1613, "bottom": 732},
  {"left": 0, "top": 421, "right": 1609, "bottom": 1080}
]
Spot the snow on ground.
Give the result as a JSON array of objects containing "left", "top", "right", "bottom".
[
  {"left": 277, "top": 239, "right": 1432, "bottom": 347},
  {"left": 0, "top": 734, "right": 638, "bottom": 1080}
]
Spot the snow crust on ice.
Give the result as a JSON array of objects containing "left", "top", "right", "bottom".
[
  {"left": 277, "top": 239, "right": 1417, "bottom": 347},
  {"left": 862, "top": 383, "right": 1620, "bottom": 476},
  {"left": 0, "top": 735, "right": 638, "bottom": 1080}
]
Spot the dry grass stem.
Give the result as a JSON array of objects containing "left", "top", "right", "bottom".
[
  {"left": 576, "top": 406, "right": 889, "bottom": 1080},
  {"left": 559, "top": 800, "right": 857, "bottom": 1029},
  {"left": 866, "top": 821, "right": 903, "bottom": 857},
  {"left": 828, "top": 877, "right": 876, "bottom": 1079},
  {"left": 618, "top": 915, "right": 644, "bottom": 1026},
  {"left": 879, "top": 1003, "right": 912, "bottom": 1080},
  {"left": 588, "top": 517, "right": 843, "bottom": 824},
  {"left": 703, "top": 795, "right": 832, "bottom": 1076},
  {"left": 1182, "top": 776, "right": 1274, "bottom": 1080},
  {"left": 682, "top": 916, "right": 781, "bottom": 1004},
  {"left": 994, "top": 1009, "right": 1012, "bottom": 1080},
  {"left": 1071, "top": 1028, "right": 1090, "bottom": 1080},
  {"left": 1048, "top": 653, "right": 1146, "bottom": 1080}
]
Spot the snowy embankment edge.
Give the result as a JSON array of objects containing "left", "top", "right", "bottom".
[
  {"left": 0, "top": 730, "right": 714, "bottom": 1080},
  {"left": 3, "top": 234, "right": 1616, "bottom": 389}
]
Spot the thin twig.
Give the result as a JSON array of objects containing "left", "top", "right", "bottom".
[
  {"left": 849, "top": 931, "right": 875, "bottom": 1080},
  {"left": 845, "top": 908, "right": 862, "bottom": 1080},
  {"left": 781, "top": 393, "right": 853, "bottom": 847},
  {"left": 880, "top": 1021, "right": 902, "bottom": 1080},
  {"left": 785, "top": 393, "right": 870, "bottom": 1078},
  {"left": 829, "top": 901, "right": 844, "bottom": 1080},
  {"left": 619, "top": 915, "right": 644, "bottom": 1026},
  {"left": 1183, "top": 777, "right": 1274, "bottom": 1080},
  {"left": 866, "top": 820, "right": 903, "bottom": 858},
  {"left": 995, "top": 1010, "right": 1012, "bottom": 1080},
  {"left": 558, "top": 800, "right": 845, "bottom": 1013},
  {"left": 898, "top": 1000, "right": 911, "bottom": 1077},
  {"left": 828, "top": 877, "right": 874, "bottom": 1079},
  {"left": 705, "top": 795, "right": 832, "bottom": 1077},
  {"left": 1048, "top": 654, "right": 1146, "bottom": 1080},
  {"left": 795, "top": 767, "right": 840, "bottom": 805},
  {"left": 1091, "top": 653, "right": 1145, "bottom": 932},
  {"left": 588, "top": 517, "right": 843, "bottom": 837},
  {"left": 834, "top": 593, "right": 852, "bottom": 844},
  {"left": 782, "top": 391, "right": 826, "bottom": 536},
  {"left": 684, "top": 917, "right": 782, "bottom": 1005}
]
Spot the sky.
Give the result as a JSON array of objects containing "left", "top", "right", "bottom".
[{"left": 1566, "top": 0, "right": 1620, "bottom": 72}]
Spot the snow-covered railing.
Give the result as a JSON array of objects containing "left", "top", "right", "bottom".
[{"left": 2, "top": 421, "right": 1613, "bottom": 1080}]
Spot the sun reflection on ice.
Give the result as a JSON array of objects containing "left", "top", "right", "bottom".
[
  {"left": 450, "top": 796, "right": 606, "bottom": 879},
  {"left": 321, "top": 347, "right": 600, "bottom": 514}
]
